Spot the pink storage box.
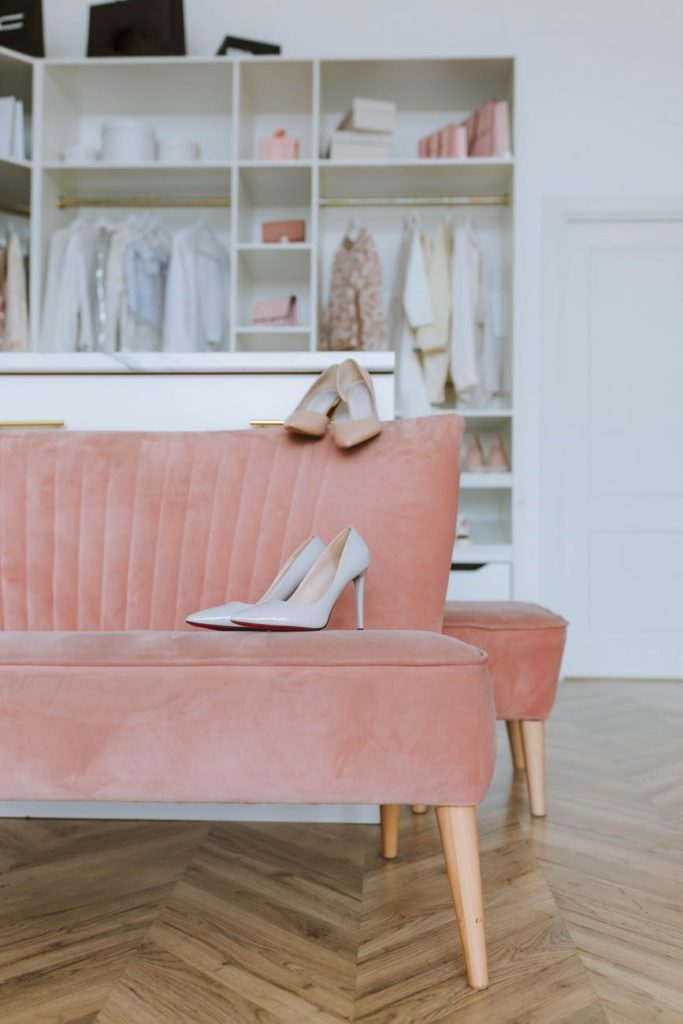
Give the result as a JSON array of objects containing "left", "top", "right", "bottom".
[
  {"left": 258, "top": 130, "right": 300, "bottom": 161},
  {"left": 261, "top": 219, "right": 306, "bottom": 244},
  {"left": 251, "top": 295, "right": 299, "bottom": 327}
]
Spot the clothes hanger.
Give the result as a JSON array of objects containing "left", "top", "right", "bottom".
[{"left": 345, "top": 214, "right": 361, "bottom": 242}]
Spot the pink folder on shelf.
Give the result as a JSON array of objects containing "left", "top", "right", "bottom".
[
  {"left": 440, "top": 123, "right": 468, "bottom": 158},
  {"left": 251, "top": 295, "right": 299, "bottom": 327},
  {"left": 469, "top": 100, "right": 512, "bottom": 157}
]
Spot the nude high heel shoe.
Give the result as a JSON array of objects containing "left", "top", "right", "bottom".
[
  {"left": 231, "top": 527, "right": 370, "bottom": 631},
  {"left": 333, "top": 359, "right": 382, "bottom": 449},
  {"left": 284, "top": 364, "right": 341, "bottom": 438},
  {"left": 465, "top": 434, "right": 486, "bottom": 472},
  {"left": 186, "top": 535, "right": 325, "bottom": 630},
  {"left": 487, "top": 434, "right": 510, "bottom": 472}
]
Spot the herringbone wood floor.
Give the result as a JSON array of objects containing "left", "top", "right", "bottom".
[{"left": 0, "top": 681, "right": 681, "bottom": 1023}]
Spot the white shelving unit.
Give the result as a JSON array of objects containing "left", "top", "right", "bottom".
[{"left": 0, "top": 49, "right": 517, "bottom": 598}]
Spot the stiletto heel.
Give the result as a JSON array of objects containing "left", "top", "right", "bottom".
[
  {"left": 186, "top": 535, "right": 325, "bottom": 630},
  {"left": 232, "top": 527, "right": 371, "bottom": 632},
  {"left": 354, "top": 571, "right": 366, "bottom": 630}
]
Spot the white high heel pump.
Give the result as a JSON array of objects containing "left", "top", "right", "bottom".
[
  {"left": 186, "top": 535, "right": 325, "bottom": 630},
  {"left": 231, "top": 527, "right": 370, "bottom": 631}
]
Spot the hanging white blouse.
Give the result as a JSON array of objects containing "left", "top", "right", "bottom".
[
  {"left": 163, "top": 226, "right": 229, "bottom": 353},
  {"left": 4, "top": 230, "right": 29, "bottom": 351},
  {"left": 40, "top": 222, "right": 97, "bottom": 353},
  {"left": 450, "top": 223, "right": 498, "bottom": 406},
  {"left": 388, "top": 221, "right": 433, "bottom": 418}
]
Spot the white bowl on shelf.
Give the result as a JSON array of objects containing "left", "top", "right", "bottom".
[
  {"left": 102, "top": 119, "right": 156, "bottom": 164},
  {"left": 158, "top": 139, "right": 202, "bottom": 163}
]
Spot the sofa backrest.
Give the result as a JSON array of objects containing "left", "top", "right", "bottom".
[{"left": 0, "top": 417, "right": 464, "bottom": 632}]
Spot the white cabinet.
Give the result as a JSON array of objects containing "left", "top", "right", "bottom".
[
  {"left": 0, "top": 352, "right": 395, "bottom": 430},
  {"left": 0, "top": 49, "right": 518, "bottom": 603}
]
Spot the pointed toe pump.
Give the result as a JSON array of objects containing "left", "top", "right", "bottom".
[
  {"left": 186, "top": 535, "right": 325, "bottom": 630},
  {"left": 284, "top": 364, "right": 341, "bottom": 438},
  {"left": 232, "top": 526, "right": 370, "bottom": 631},
  {"left": 333, "top": 359, "right": 382, "bottom": 449}
]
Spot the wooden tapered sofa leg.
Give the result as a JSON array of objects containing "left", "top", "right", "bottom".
[
  {"left": 520, "top": 720, "right": 546, "bottom": 817},
  {"left": 436, "top": 805, "right": 489, "bottom": 990},
  {"left": 380, "top": 804, "right": 401, "bottom": 859},
  {"left": 506, "top": 720, "right": 526, "bottom": 771},
  {"left": 411, "top": 804, "right": 429, "bottom": 814}
]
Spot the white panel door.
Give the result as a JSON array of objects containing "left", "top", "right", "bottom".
[{"left": 542, "top": 208, "right": 683, "bottom": 678}]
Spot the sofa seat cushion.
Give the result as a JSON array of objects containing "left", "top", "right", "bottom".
[
  {"left": 442, "top": 602, "right": 567, "bottom": 721},
  {"left": 0, "top": 630, "right": 494, "bottom": 807}
]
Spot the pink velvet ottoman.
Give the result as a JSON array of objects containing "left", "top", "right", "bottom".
[{"left": 440, "top": 602, "right": 567, "bottom": 817}]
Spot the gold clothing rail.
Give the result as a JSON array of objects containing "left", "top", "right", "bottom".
[
  {"left": 58, "top": 196, "right": 232, "bottom": 210},
  {"left": 319, "top": 195, "right": 511, "bottom": 207}
]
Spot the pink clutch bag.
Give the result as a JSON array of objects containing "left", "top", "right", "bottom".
[
  {"left": 258, "top": 129, "right": 300, "bottom": 161},
  {"left": 261, "top": 219, "right": 306, "bottom": 243},
  {"left": 251, "top": 295, "right": 299, "bottom": 327}
]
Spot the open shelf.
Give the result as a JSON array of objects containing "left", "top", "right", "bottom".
[
  {"left": 320, "top": 58, "right": 514, "bottom": 160},
  {"left": 0, "top": 157, "right": 31, "bottom": 210},
  {"left": 453, "top": 519, "right": 513, "bottom": 564},
  {"left": 319, "top": 159, "right": 513, "bottom": 201},
  {"left": 237, "top": 164, "right": 311, "bottom": 244},
  {"left": 41, "top": 60, "right": 233, "bottom": 164},
  {"left": 44, "top": 163, "right": 232, "bottom": 202},
  {"left": 238, "top": 61, "right": 313, "bottom": 161}
]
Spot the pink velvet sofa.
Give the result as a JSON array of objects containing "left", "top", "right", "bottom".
[{"left": 0, "top": 418, "right": 496, "bottom": 989}]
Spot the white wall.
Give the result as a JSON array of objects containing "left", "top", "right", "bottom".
[{"left": 42, "top": 0, "right": 683, "bottom": 603}]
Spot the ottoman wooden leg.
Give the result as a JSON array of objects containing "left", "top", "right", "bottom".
[
  {"left": 436, "top": 805, "right": 488, "bottom": 990},
  {"left": 520, "top": 720, "right": 546, "bottom": 817},
  {"left": 506, "top": 720, "right": 526, "bottom": 771},
  {"left": 380, "top": 804, "right": 400, "bottom": 859},
  {"left": 411, "top": 804, "right": 429, "bottom": 814}
]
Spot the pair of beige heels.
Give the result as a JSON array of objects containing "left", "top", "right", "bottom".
[{"left": 285, "top": 358, "right": 382, "bottom": 449}]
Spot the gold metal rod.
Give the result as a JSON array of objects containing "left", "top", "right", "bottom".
[
  {"left": 0, "top": 421, "right": 66, "bottom": 428},
  {"left": 320, "top": 195, "right": 510, "bottom": 207},
  {"left": 0, "top": 203, "right": 31, "bottom": 217},
  {"left": 249, "top": 419, "right": 285, "bottom": 428},
  {"left": 58, "top": 196, "right": 231, "bottom": 210}
]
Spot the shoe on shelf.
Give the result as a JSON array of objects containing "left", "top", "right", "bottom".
[
  {"left": 332, "top": 359, "right": 382, "bottom": 449},
  {"left": 231, "top": 526, "right": 370, "bottom": 632},
  {"left": 487, "top": 434, "right": 510, "bottom": 472},
  {"left": 186, "top": 535, "right": 325, "bottom": 630},
  {"left": 465, "top": 433, "right": 486, "bottom": 472},
  {"left": 284, "top": 364, "right": 341, "bottom": 438}
]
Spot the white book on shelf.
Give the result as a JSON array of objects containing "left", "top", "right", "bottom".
[
  {"left": 339, "top": 98, "right": 396, "bottom": 134},
  {"left": 329, "top": 129, "right": 393, "bottom": 160},
  {"left": 12, "top": 98, "right": 25, "bottom": 161},
  {"left": 0, "top": 96, "right": 15, "bottom": 159}
]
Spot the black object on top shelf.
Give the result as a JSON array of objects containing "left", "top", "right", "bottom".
[
  {"left": 216, "top": 35, "right": 281, "bottom": 57},
  {"left": 0, "top": 0, "right": 44, "bottom": 57},
  {"left": 87, "top": 0, "right": 186, "bottom": 57}
]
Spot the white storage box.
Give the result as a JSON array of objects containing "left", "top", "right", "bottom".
[
  {"left": 329, "top": 130, "right": 393, "bottom": 160},
  {"left": 340, "top": 98, "right": 396, "bottom": 134}
]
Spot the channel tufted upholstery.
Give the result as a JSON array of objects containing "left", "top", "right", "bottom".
[{"left": 0, "top": 419, "right": 461, "bottom": 634}]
